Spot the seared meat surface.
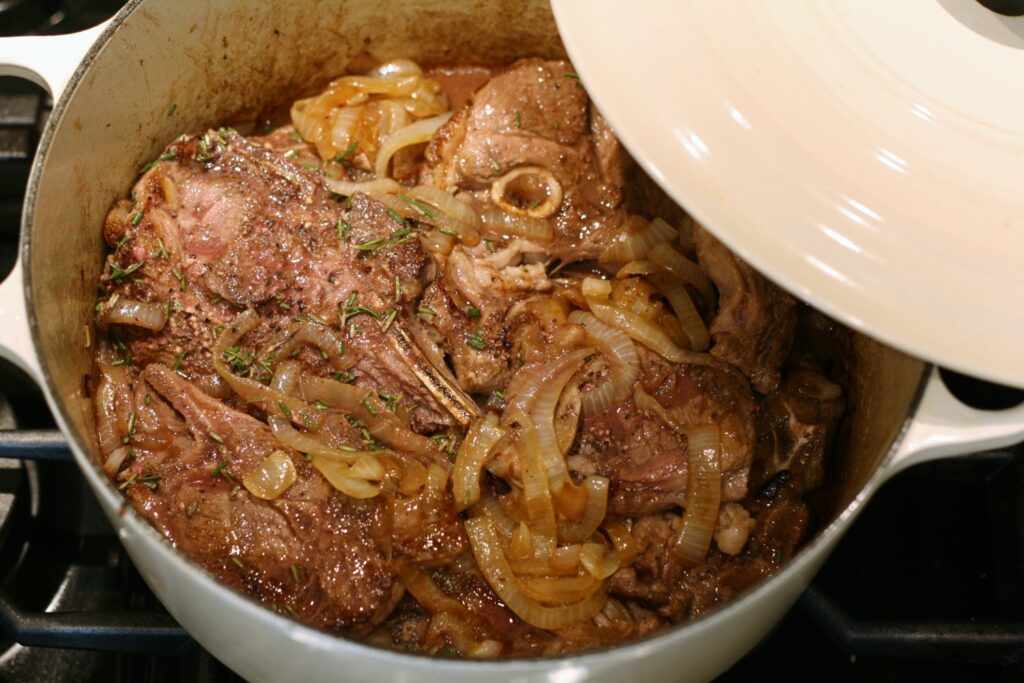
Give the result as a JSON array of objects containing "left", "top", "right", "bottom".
[
  {"left": 696, "top": 226, "right": 798, "bottom": 394},
  {"left": 114, "top": 364, "right": 401, "bottom": 630},
  {"left": 427, "top": 59, "right": 626, "bottom": 261},
  {"left": 100, "top": 129, "right": 456, "bottom": 429},
  {"left": 93, "top": 58, "right": 847, "bottom": 658},
  {"left": 574, "top": 351, "right": 756, "bottom": 516}
]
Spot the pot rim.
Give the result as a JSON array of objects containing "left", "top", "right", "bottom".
[{"left": 18, "top": 0, "right": 935, "bottom": 668}]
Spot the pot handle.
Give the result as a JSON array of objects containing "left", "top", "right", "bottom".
[
  {"left": 0, "top": 22, "right": 110, "bottom": 99},
  {"left": 887, "top": 367, "right": 1024, "bottom": 475},
  {"left": 0, "top": 22, "right": 111, "bottom": 385}
]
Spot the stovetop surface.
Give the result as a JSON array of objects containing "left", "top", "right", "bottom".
[{"left": 1, "top": 2, "right": 1022, "bottom": 681}]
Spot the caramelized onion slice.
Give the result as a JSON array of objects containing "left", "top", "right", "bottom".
[
  {"left": 465, "top": 517, "right": 606, "bottom": 629},
  {"left": 586, "top": 299, "right": 711, "bottom": 366},
  {"left": 397, "top": 563, "right": 468, "bottom": 617},
  {"left": 568, "top": 311, "right": 640, "bottom": 416},
  {"left": 479, "top": 206, "right": 553, "bottom": 242},
  {"left": 299, "top": 375, "right": 440, "bottom": 464},
  {"left": 649, "top": 242, "right": 716, "bottom": 304},
  {"left": 408, "top": 185, "right": 479, "bottom": 229},
  {"left": 579, "top": 542, "right": 620, "bottom": 580},
  {"left": 102, "top": 298, "right": 167, "bottom": 331},
  {"left": 311, "top": 454, "right": 380, "bottom": 499},
  {"left": 374, "top": 112, "right": 452, "bottom": 178},
  {"left": 516, "top": 415, "right": 558, "bottom": 539},
  {"left": 527, "top": 350, "right": 592, "bottom": 493},
  {"left": 453, "top": 414, "right": 505, "bottom": 511},
  {"left": 242, "top": 450, "right": 297, "bottom": 500},
  {"left": 673, "top": 425, "right": 722, "bottom": 567},
  {"left": 602, "top": 521, "right": 639, "bottom": 567},
  {"left": 324, "top": 177, "right": 402, "bottom": 196},
  {"left": 581, "top": 277, "right": 612, "bottom": 299},
  {"left": 558, "top": 476, "right": 610, "bottom": 544},
  {"left": 664, "top": 286, "right": 710, "bottom": 352},
  {"left": 599, "top": 215, "right": 676, "bottom": 264},
  {"left": 518, "top": 575, "right": 601, "bottom": 604}
]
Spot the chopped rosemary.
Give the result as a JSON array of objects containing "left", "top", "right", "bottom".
[
  {"left": 489, "top": 159, "right": 501, "bottom": 172},
  {"left": 172, "top": 351, "right": 185, "bottom": 371},
  {"left": 354, "top": 227, "right": 415, "bottom": 252},
  {"left": 118, "top": 473, "right": 137, "bottom": 490},
  {"left": 186, "top": 501, "right": 199, "bottom": 518},
  {"left": 196, "top": 134, "right": 213, "bottom": 162},
  {"left": 231, "top": 556, "right": 245, "bottom": 569},
  {"left": 139, "top": 474, "right": 161, "bottom": 491},
  {"left": 301, "top": 162, "right": 322, "bottom": 173},
  {"left": 380, "top": 307, "right": 397, "bottom": 333},
  {"left": 379, "top": 392, "right": 398, "bottom": 412},
  {"left": 466, "top": 330, "right": 488, "bottom": 350},
  {"left": 564, "top": 69, "right": 580, "bottom": 79},
  {"left": 223, "top": 345, "right": 254, "bottom": 372},
  {"left": 513, "top": 110, "right": 521, "bottom": 128},
  {"left": 385, "top": 208, "right": 406, "bottom": 226},
  {"left": 439, "top": 227, "right": 458, "bottom": 237},
  {"left": 394, "top": 275, "right": 401, "bottom": 301},
  {"left": 170, "top": 268, "right": 186, "bottom": 291},
  {"left": 313, "top": 400, "right": 329, "bottom": 411},
  {"left": 278, "top": 402, "right": 293, "bottom": 420},
  {"left": 417, "top": 305, "right": 436, "bottom": 316},
  {"left": 293, "top": 313, "right": 328, "bottom": 326},
  {"left": 144, "top": 394, "right": 152, "bottom": 406},
  {"left": 109, "top": 261, "right": 143, "bottom": 283},
  {"left": 354, "top": 236, "right": 386, "bottom": 252},
  {"left": 212, "top": 461, "right": 229, "bottom": 478},
  {"left": 159, "top": 151, "right": 176, "bottom": 161},
  {"left": 332, "top": 370, "right": 354, "bottom": 383},
  {"left": 290, "top": 564, "right": 302, "bottom": 584},
  {"left": 467, "top": 307, "right": 482, "bottom": 319},
  {"left": 483, "top": 238, "right": 497, "bottom": 253},
  {"left": 140, "top": 160, "right": 158, "bottom": 173},
  {"left": 288, "top": 130, "right": 304, "bottom": 141},
  {"left": 156, "top": 237, "right": 168, "bottom": 258},
  {"left": 125, "top": 411, "right": 137, "bottom": 441},
  {"left": 360, "top": 395, "right": 377, "bottom": 416},
  {"left": 208, "top": 430, "right": 224, "bottom": 444},
  {"left": 398, "top": 194, "right": 435, "bottom": 219},
  {"left": 282, "top": 149, "right": 297, "bottom": 159},
  {"left": 166, "top": 103, "right": 177, "bottom": 117},
  {"left": 337, "top": 218, "right": 351, "bottom": 241},
  {"left": 334, "top": 141, "right": 358, "bottom": 163}
]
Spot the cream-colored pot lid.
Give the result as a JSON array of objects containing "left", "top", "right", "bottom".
[{"left": 553, "top": 0, "right": 1024, "bottom": 388}]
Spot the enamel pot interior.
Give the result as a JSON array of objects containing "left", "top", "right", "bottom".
[{"left": 22, "top": 0, "right": 927, "bottom": 680}]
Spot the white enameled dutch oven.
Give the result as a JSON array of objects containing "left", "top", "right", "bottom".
[{"left": 0, "top": 2, "right": 1023, "bottom": 682}]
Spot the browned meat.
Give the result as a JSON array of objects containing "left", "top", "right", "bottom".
[
  {"left": 608, "top": 488, "right": 809, "bottom": 620},
  {"left": 426, "top": 59, "right": 625, "bottom": 261},
  {"left": 428, "top": 65, "right": 494, "bottom": 111},
  {"left": 386, "top": 485, "right": 467, "bottom": 567},
  {"left": 98, "top": 129, "right": 462, "bottom": 429},
  {"left": 117, "top": 364, "right": 400, "bottom": 631},
  {"left": 418, "top": 244, "right": 556, "bottom": 395},
  {"left": 751, "top": 365, "right": 844, "bottom": 495},
  {"left": 573, "top": 351, "right": 756, "bottom": 515},
  {"left": 696, "top": 227, "right": 797, "bottom": 394}
]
